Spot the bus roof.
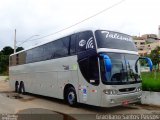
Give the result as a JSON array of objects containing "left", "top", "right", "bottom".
[{"left": 10, "top": 27, "right": 129, "bottom": 56}]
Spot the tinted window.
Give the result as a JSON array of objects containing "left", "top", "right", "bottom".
[
  {"left": 78, "top": 56, "right": 99, "bottom": 85},
  {"left": 16, "top": 54, "right": 19, "bottom": 65},
  {"left": 43, "top": 43, "right": 53, "bottom": 60},
  {"left": 95, "top": 30, "right": 137, "bottom": 51},
  {"left": 79, "top": 58, "right": 89, "bottom": 80},
  {"left": 25, "top": 36, "right": 70, "bottom": 64},
  {"left": 70, "top": 34, "right": 77, "bottom": 55},
  {"left": 9, "top": 56, "right": 12, "bottom": 66},
  {"left": 77, "top": 31, "right": 95, "bottom": 52},
  {"left": 26, "top": 50, "right": 33, "bottom": 63},
  {"left": 32, "top": 47, "right": 40, "bottom": 62},
  {"left": 11, "top": 31, "right": 99, "bottom": 66},
  {"left": 54, "top": 37, "right": 70, "bottom": 58},
  {"left": 89, "top": 56, "right": 99, "bottom": 83},
  {"left": 18, "top": 52, "right": 26, "bottom": 65},
  {"left": 62, "top": 37, "right": 70, "bottom": 56}
]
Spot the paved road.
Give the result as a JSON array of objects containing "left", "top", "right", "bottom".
[{"left": 0, "top": 78, "right": 160, "bottom": 120}]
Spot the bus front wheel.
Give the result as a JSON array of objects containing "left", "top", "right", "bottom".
[{"left": 66, "top": 87, "right": 77, "bottom": 106}]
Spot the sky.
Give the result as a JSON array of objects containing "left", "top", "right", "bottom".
[{"left": 0, "top": 0, "right": 160, "bottom": 50}]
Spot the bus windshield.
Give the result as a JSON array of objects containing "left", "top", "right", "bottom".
[
  {"left": 100, "top": 53, "right": 141, "bottom": 85},
  {"left": 95, "top": 30, "right": 137, "bottom": 51}
]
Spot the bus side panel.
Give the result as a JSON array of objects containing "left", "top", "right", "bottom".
[
  {"left": 58, "top": 71, "right": 71, "bottom": 99},
  {"left": 30, "top": 72, "right": 58, "bottom": 98},
  {"left": 77, "top": 67, "right": 101, "bottom": 106},
  {"left": 24, "top": 60, "right": 59, "bottom": 98},
  {"left": 9, "top": 66, "right": 28, "bottom": 91},
  {"left": 9, "top": 67, "right": 16, "bottom": 90},
  {"left": 57, "top": 56, "right": 79, "bottom": 100},
  {"left": 9, "top": 56, "right": 79, "bottom": 100}
]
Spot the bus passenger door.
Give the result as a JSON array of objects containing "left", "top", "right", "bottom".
[
  {"left": 75, "top": 31, "right": 100, "bottom": 106},
  {"left": 78, "top": 54, "right": 101, "bottom": 106}
]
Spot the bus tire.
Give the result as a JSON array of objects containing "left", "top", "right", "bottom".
[
  {"left": 66, "top": 87, "right": 77, "bottom": 106},
  {"left": 19, "top": 81, "right": 26, "bottom": 95},
  {"left": 15, "top": 81, "right": 19, "bottom": 93}
]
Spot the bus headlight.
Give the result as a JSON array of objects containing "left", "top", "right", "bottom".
[
  {"left": 136, "top": 87, "right": 142, "bottom": 92},
  {"left": 103, "top": 89, "right": 118, "bottom": 95}
]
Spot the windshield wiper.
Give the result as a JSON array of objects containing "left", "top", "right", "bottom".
[
  {"left": 127, "top": 61, "right": 139, "bottom": 81},
  {"left": 120, "top": 61, "right": 127, "bottom": 82}
]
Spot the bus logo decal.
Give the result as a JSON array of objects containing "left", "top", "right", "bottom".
[
  {"left": 63, "top": 65, "right": 69, "bottom": 70},
  {"left": 86, "top": 37, "right": 94, "bottom": 49},
  {"left": 79, "top": 40, "right": 86, "bottom": 47},
  {"left": 82, "top": 86, "right": 87, "bottom": 101},
  {"left": 101, "top": 31, "right": 132, "bottom": 42}
]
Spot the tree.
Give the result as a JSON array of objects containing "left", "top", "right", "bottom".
[
  {"left": 1, "top": 46, "right": 14, "bottom": 55},
  {"left": 149, "top": 46, "right": 160, "bottom": 70},
  {"left": 16, "top": 47, "right": 24, "bottom": 52},
  {"left": 0, "top": 46, "right": 24, "bottom": 75},
  {"left": 0, "top": 55, "right": 9, "bottom": 74}
]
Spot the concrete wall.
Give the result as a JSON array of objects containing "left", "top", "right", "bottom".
[{"left": 141, "top": 91, "right": 160, "bottom": 106}]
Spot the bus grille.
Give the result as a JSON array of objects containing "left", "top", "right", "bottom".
[{"left": 119, "top": 87, "right": 135, "bottom": 92}]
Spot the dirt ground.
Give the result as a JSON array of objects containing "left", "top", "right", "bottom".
[{"left": 0, "top": 77, "right": 160, "bottom": 120}]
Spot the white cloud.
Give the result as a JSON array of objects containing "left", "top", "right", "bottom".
[{"left": 0, "top": 0, "right": 160, "bottom": 49}]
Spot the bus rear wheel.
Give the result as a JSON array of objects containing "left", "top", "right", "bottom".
[
  {"left": 15, "top": 81, "right": 19, "bottom": 93},
  {"left": 66, "top": 87, "right": 77, "bottom": 106},
  {"left": 19, "top": 81, "right": 26, "bottom": 95}
]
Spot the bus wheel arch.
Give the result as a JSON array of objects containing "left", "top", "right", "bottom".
[{"left": 63, "top": 84, "right": 77, "bottom": 106}]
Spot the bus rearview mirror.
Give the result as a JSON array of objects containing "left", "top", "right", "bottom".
[
  {"left": 135, "top": 57, "right": 153, "bottom": 72},
  {"left": 144, "top": 57, "right": 153, "bottom": 71}
]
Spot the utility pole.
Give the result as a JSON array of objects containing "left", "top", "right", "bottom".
[{"left": 14, "top": 29, "right": 16, "bottom": 53}]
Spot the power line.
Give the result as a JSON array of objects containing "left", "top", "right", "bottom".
[
  {"left": 17, "top": 35, "right": 39, "bottom": 47},
  {"left": 20, "top": 0, "right": 125, "bottom": 46}
]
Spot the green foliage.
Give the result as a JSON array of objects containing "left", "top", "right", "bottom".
[
  {"left": 5, "top": 76, "right": 9, "bottom": 81},
  {"left": 0, "top": 55, "right": 9, "bottom": 75},
  {"left": 141, "top": 72, "right": 160, "bottom": 92},
  {"left": 149, "top": 46, "right": 160, "bottom": 70},
  {"left": 1, "top": 46, "right": 14, "bottom": 55},
  {"left": 16, "top": 47, "right": 24, "bottom": 52},
  {"left": 0, "top": 46, "right": 24, "bottom": 75}
]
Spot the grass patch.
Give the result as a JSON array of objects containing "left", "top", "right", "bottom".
[
  {"left": 141, "top": 72, "right": 160, "bottom": 92},
  {"left": 4, "top": 76, "right": 9, "bottom": 81}
]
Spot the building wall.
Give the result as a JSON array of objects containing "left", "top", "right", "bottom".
[
  {"left": 134, "top": 39, "right": 160, "bottom": 56},
  {"left": 133, "top": 25, "right": 160, "bottom": 56},
  {"left": 134, "top": 39, "right": 146, "bottom": 56},
  {"left": 145, "top": 40, "right": 160, "bottom": 54}
]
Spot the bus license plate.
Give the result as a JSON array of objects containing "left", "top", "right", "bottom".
[{"left": 122, "top": 100, "right": 129, "bottom": 105}]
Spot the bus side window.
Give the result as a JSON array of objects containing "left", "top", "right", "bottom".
[
  {"left": 26, "top": 50, "right": 33, "bottom": 63},
  {"left": 9, "top": 56, "right": 12, "bottom": 66},
  {"left": 70, "top": 34, "right": 77, "bottom": 55},
  {"left": 16, "top": 54, "right": 19, "bottom": 65},
  {"left": 54, "top": 37, "right": 70, "bottom": 58},
  {"left": 61, "top": 36, "right": 70, "bottom": 56}
]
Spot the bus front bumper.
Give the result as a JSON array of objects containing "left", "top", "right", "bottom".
[{"left": 101, "top": 91, "right": 142, "bottom": 107}]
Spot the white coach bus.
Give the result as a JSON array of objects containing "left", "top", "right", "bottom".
[{"left": 9, "top": 29, "right": 153, "bottom": 107}]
